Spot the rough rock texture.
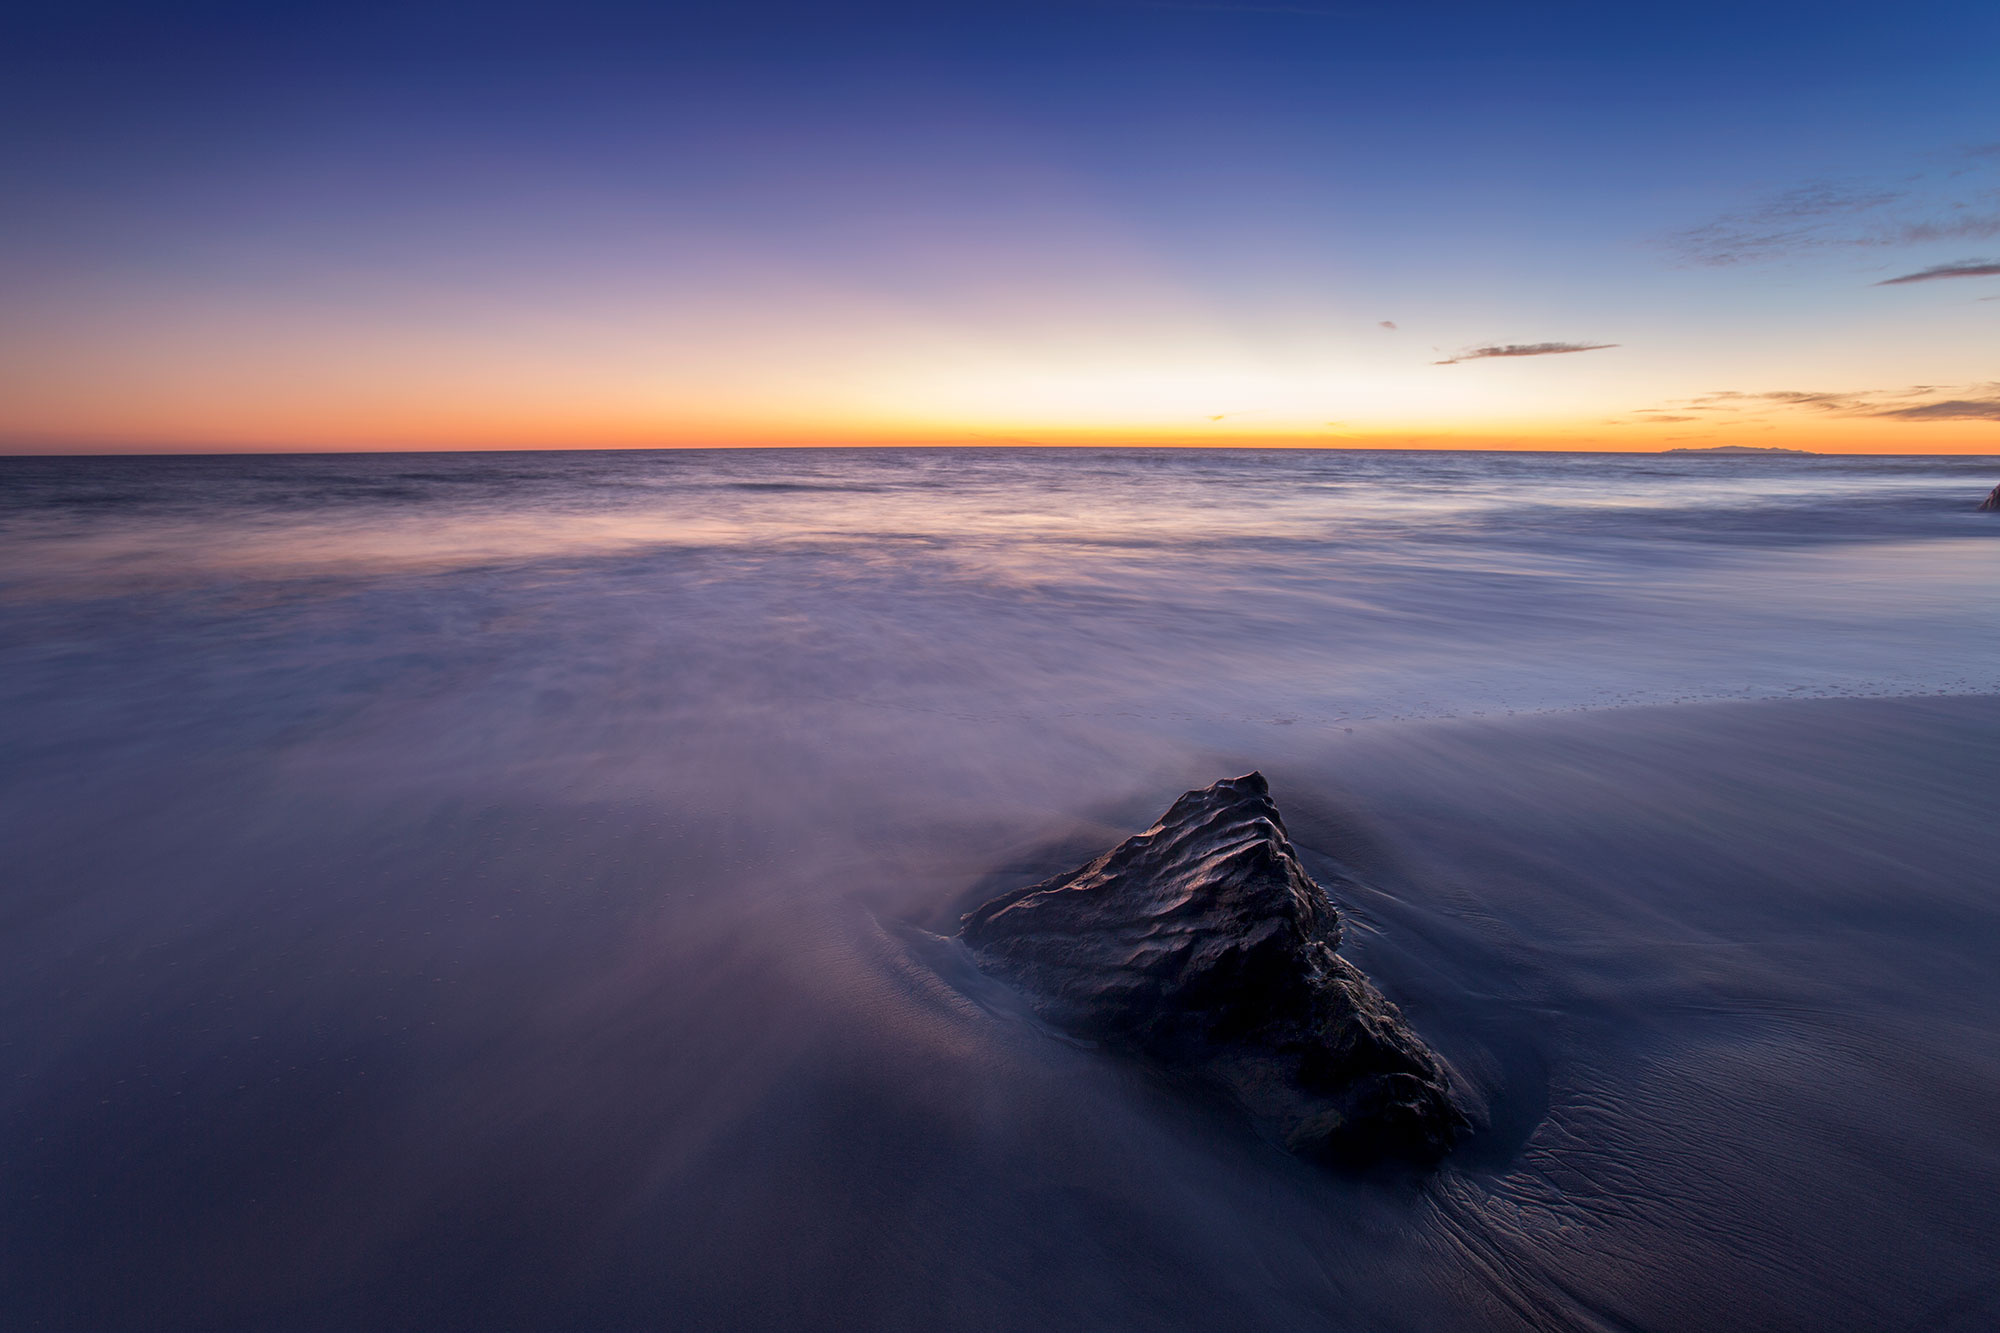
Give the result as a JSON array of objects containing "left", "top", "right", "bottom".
[
  {"left": 959, "top": 773, "right": 1466, "bottom": 1165},
  {"left": 1980, "top": 483, "right": 2000, "bottom": 512}
]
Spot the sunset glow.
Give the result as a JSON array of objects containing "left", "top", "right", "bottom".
[{"left": 4, "top": 1, "right": 1996, "bottom": 455}]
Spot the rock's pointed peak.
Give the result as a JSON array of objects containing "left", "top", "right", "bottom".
[
  {"left": 958, "top": 775, "right": 1465, "bottom": 1165},
  {"left": 960, "top": 772, "right": 1325, "bottom": 961},
  {"left": 1150, "top": 770, "right": 1279, "bottom": 831},
  {"left": 1979, "top": 482, "right": 2000, "bottom": 512},
  {"left": 1172, "top": 771, "right": 1270, "bottom": 807}
]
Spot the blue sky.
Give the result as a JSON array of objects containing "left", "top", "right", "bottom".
[{"left": 3, "top": 0, "right": 1997, "bottom": 450}]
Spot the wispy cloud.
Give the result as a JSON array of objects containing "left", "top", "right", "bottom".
[
  {"left": 1873, "top": 398, "right": 2000, "bottom": 421},
  {"left": 1641, "top": 382, "right": 2000, "bottom": 425},
  {"left": 1668, "top": 181, "right": 1906, "bottom": 265},
  {"left": 1665, "top": 150, "right": 2000, "bottom": 266},
  {"left": 1378, "top": 320, "right": 1397, "bottom": 331},
  {"left": 1876, "top": 258, "right": 2000, "bottom": 285},
  {"left": 1888, "top": 216, "right": 2000, "bottom": 246},
  {"left": 1719, "top": 389, "right": 1879, "bottom": 412},
  {"left": 1435, "top": 341, "right": 1616, "bottom": 365}
]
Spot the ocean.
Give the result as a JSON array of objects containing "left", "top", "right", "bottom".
[{"left": 4, "top": 448, "right": 1999, "bottom": 1330}]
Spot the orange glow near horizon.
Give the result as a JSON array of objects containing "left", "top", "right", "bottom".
[
  {"left": 3, "top": 251, "right": 1995, "bottom": 457},
  {"left": 5, "top": 222, "right": 1996, "bottom": 457},
  {"left": 5, "top": 311, "right": 1994, "bottom": 455},
  {"left": 5, "top": 410, "right": 1994, "bottom": 456}
]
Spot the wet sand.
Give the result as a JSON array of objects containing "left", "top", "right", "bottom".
[{"left": 6, "top": 694, "right": 1998, "bottom": 1331}]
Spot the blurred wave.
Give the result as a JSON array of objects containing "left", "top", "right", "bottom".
[{"left": 2, "top": 448, "right": 1998, "bottom": 1330}]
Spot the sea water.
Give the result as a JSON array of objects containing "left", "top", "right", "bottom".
[{"left": 3, "top": 449, "right": 1998, "bottom": 1329}]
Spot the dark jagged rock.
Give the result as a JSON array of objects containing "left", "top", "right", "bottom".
[
  {"left": 959, "top": 773, "right": 1466, "bottom": 1165},
  {"left": 1980, "top": 484, "right": 2000, "bottom": 512}
]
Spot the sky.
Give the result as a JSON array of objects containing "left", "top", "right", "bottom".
[{"left": 2, "top": 0, "right": 1997, "bottom": 454}]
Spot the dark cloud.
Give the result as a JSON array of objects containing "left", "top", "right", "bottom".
[
  {"left": 1872, "top": 398, "right": 2000, "bottom": 421},
  {"left": 1434, "top": 341, "right": 1616, "bottom": 365},
  {"left": 1378, "top": 320, "right": 1397, "bottom": 330},
  {"left": 1876, "top": 258, "right": 2000, "bottom": 285}
]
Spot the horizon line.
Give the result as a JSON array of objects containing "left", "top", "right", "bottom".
[{"left": 6, "top": 441, "right": 1999, "bottom": 460}]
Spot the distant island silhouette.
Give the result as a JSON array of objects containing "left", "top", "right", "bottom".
[{"left": 1662, "top": 445, "right": 1815, "bottom": 455}]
